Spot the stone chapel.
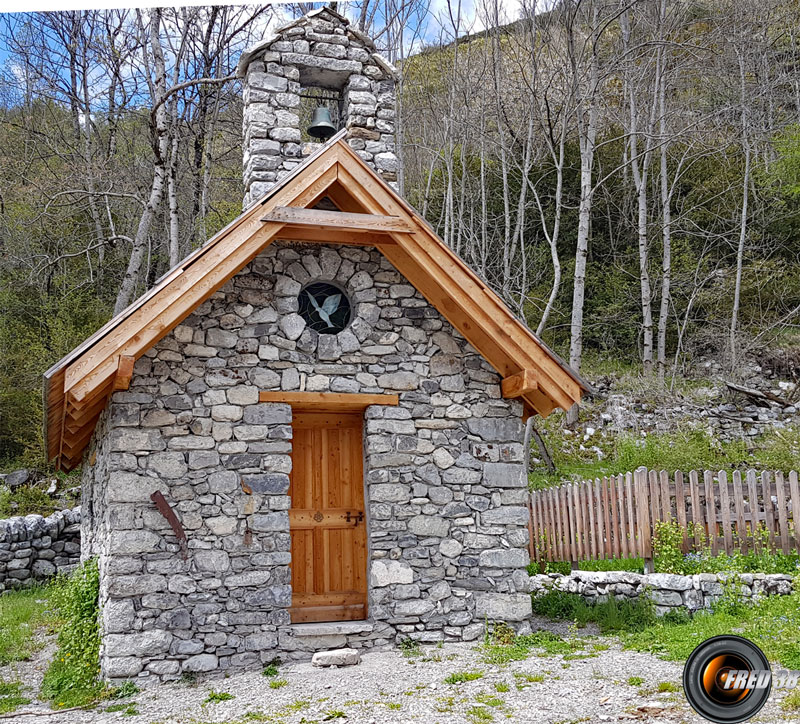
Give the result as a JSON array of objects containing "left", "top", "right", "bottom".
[{"left": 42, "top": 7, "right": 586, "bottom": 681}]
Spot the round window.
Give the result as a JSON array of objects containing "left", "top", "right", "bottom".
[{"left": 298, "top": 282, "right": 352, "bottom": 334}]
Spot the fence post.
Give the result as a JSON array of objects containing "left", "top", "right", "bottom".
[{"left": 635, "top": 466, "right": 654, "bottom": 573}]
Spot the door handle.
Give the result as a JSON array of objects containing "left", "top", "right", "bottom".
[{"left": 345, "top": 511, "right": 364, "bottom": 526}]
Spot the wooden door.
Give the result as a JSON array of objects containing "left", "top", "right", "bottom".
[{"left": 288, "top": 411, "right": 367, "bottom": 623}]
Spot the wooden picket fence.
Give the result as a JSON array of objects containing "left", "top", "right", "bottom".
[{"left": 528, "top": 467, "right": 800, "bottom": 568}]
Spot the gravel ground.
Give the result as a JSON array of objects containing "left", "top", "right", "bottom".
[{"left": 3, "top": 625, "right": 798, "bottom": 724}]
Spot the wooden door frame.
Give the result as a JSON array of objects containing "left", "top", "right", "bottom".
[{"left": 270, "top": 390, "right": 399, "bottom": 623}]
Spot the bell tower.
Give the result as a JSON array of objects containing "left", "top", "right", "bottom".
[{"left": 237, "top": 6, "right": 400, "bottom": 208}]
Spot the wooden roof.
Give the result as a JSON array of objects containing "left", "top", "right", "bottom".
[{"left": 43, "top": 132, "right": 589, "bottom": 471}]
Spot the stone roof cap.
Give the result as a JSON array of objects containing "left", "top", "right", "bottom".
[{"left": 237, "top": 5, "right": 391, "bottom": 78}]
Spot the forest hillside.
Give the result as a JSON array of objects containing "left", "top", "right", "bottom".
[{"left": 1, "top": 0, "right": 799, "bottom": 473}]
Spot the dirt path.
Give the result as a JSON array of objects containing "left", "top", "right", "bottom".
[{"left": 4, "top": 634, "right": 797, "bottom": 724}]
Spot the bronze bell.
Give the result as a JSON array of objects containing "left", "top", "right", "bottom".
[{"left": 307, "top": 105, "right": 337, "bottom": 141}]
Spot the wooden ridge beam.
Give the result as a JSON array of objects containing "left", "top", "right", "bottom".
[
  {"left": 262, "top": 206, "right": 414, "bottom": 233},
  {"left": 502, "top": 369, "right": 539, "bottom": 399}
]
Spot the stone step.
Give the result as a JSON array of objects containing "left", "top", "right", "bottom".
[{"left": 290, "top": 621, "right": 374, "bottom": 638}]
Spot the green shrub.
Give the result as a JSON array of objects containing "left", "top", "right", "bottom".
[
  {"left": 40, "top": 558, "right": 103, "bottom": 708},
  {"left": 204, "top": 691, "right": 235, "bottom": 703}
]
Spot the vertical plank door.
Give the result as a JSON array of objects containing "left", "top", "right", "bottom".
[{"left": 288, "top": 411, "right": 367, "bottom": 623}]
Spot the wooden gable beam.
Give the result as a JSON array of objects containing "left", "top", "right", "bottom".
[
  {"left": 262, "top": 206, "right": 414, "bottom": 233},
  {"left": 259, "top": 391, "right": 398, "bottom": 410},
  {"left": 113, "top": 355, "right": 135, "bottom": 392},
  {"left": 273, "top": 226, "right": 394, "bottom": 247},
  {"left": 501, "top": 369, "right": 538, "bottom": 399},
  {"left": 63, "top": 155, "right": 341, "bottom": 404},
  {"left": 331, "top": 145, "right": 583, "bottom": 413}
]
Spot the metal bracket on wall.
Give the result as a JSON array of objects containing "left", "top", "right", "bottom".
[{"left": 150, "top": 490, "right": 188, "bottom": 560}]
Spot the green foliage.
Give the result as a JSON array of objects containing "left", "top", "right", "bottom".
[
  {"left": 0, "top": 486, "right": 58, "bottom": 517},
  {"left": 268, "top": 678, "right": 288, "bottom": 690},
  {"left": 653, "top": 520, "right": 685, "bottom": 574},
  {"left": 653, "top": 519, "right": 800, "bottom": 575},
  {"left": 0, "top": 681, "right": 30, "bottom": 714},
  {"left": 627, "top": 676, "right": 644, "bottom": 686},
  {"left": 204, "top": 691, "right": 235, "bottom": 703},
  {"left": 40, "top": 559, "right": 103, "bottom": 708},
  {"left": 0, "top": 585, "right": 58, "bottom": 664}
]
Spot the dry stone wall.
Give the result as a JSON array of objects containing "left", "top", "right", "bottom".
[
  {"left": 82, "top": 242, "right": 530, "bottom": 683},
  {"left": 527, "top": 570, "right": 794, "bottom": 614},
  {"left": 0, "top": 508, "right": 81, "bottom": 590},
  {"left": 241, "top": 7, "right": 399, "bottom": 207}
]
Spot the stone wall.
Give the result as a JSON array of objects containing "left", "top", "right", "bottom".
[
  {"left": 0, "top": 508, "right": 81, "bottom": 590},
  {"left": 240, "top": 7, "right": 399, "bottom": 207},
  {"left": 82, "top": 242, "right": 531, "bottom": 683},
  {"left": 528, "top": 570, "right": 794, "bottom": 614}
]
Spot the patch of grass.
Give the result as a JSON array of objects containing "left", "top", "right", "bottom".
[
  {"left": 657, "top": 681, "right": 680, "bottom": 693},
  {"left": 323, "top": 709, "right": 346, "bottom": 719},
  {"left": 262, "top": 663, "right": 279, "bottom": 677},
  {"left": 528, "top": 418, "right": 800, "bottom": 492},
  {"left": 781, "top": 688, "right": 800, "bottom": 711},
  {"left": 386, "top": 702, "right": 402, "bottom": 710},
  {"left": 204, "top": 690, "right": 234, "bottom": 704},
  {"left": 399, "top": 637, "right": 422, "bottom": 658},
  {"left": 109, "top": 681, "right": 140, "bottom": 699},
  {"left": 514, "top": 672, "right": 544, "bottom": 683},
  {"left": 40, "top": 558, "right": 104, "bottom": 709},
  {"left": 0, "top": 585, "right": 58, "bottom": 665},
  {"left": 466, "top": 705, "right": 494, "bottom": 722},
  {"left": 283, "top": 699, "right": 310, "bottom": 713},
  {"left": 0, "top": 681, "right": 30, "bottom": 714},
  {"left": 475, "top": 692, "right": 504, "bottom": 707},
  {"left": 269, "top": 678, "right": 288, "bottom": 690},
  {"left": 621, "top": 591, "right": 800, "bottom": 669},
  {"left": 444, "top": 670, "right": 484, "bottom": 684},
  {"left": 435, "top": 696, "right": 456, "bottom": 712},
  {"left": 493, "top": 682, "right": 509, "bottom": 692},
  {"left": 531, "top": 590, "right": 657, "bottom": 633},
  {"left": 105, "top": 702, "right": 138, "bottom": 716},
  {"left": 0, "top": 486, "right": 58, "bottom": 517},
  {"left": 627, "top": 676, "right": 644, "bottom": 686}
]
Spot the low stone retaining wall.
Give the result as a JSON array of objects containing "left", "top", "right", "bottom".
[
  {"left": 527, "top": 570, "right": 794, "bottom": 614},
  {"left": 0, "top": 508, "right": 81, "bottom": 590}
]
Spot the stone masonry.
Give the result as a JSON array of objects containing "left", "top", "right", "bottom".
[
  {"left": 82, "top": 243, "right": 532, "bottom": 683},
  {"left": 0, "top": 508, "right": 81, "bottom": 590},
  {"left": 527, "top": 570, "right": 794, "bottom": 614},
  {"left": 240, "top": 7, "right": 399, "bottom": 208}
]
